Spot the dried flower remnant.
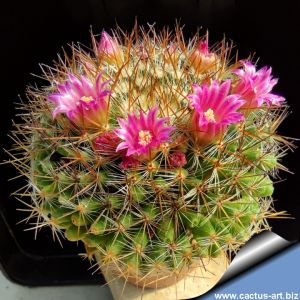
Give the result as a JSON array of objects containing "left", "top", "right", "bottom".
[
  {"left": 169, "top": 151, "right": 187, "bottom": 167},
  {"left": 94, "top": 131, "right": 121, "bottom": 156}
]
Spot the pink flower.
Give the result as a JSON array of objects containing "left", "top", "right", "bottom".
[
  {"left": 48, "top": 73, "right": 110, "bottom": 129},
  {"left": 189, "top": 40, "right": 217, "bottom": 73},
  {"left": 188, "top": 80, "right": 245, "bottom": 145},
  {"left": 119, "top": 156, "right": 141, "bottom": 169},
  {"left": 94, "top": 131, "right": 121, "bottom": 156},
  {"left": 114, "top": 107, "right": 174, "bottom": 157},
  {"left": 169, "top": 151, "right": 187, "bottom": 167},
  {"left": 98, "top": 31, "right": 123, "bottom": 65},
  {"left": 233, "top": 61, "right": 285, "bottom": 107}
]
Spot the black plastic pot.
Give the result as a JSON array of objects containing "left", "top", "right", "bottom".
[
  {"left": 0, "top": 210, "right": 104, "bottom": 286},
  {"left": 0, "top": 0, "right": 299, "bottom": 286}
]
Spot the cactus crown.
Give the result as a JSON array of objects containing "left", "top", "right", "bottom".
[{"left": 6, "top": 25, "right": 293, "bottom": 283}]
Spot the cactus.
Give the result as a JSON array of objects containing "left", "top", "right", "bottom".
[{"left": 6, "top": 25, "right": 293, "bottom": 286}]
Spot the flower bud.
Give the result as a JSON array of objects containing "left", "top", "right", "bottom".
[
  {"left": 98, "top": 31, "right": 123, "bottom": 65},
  {"left": 189, "top": 40, "right": 217, "bottom": 73}
]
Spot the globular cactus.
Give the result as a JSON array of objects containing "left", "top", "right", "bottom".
[{"left": 6, "top": 25, "right": 293, "bottom": 287}]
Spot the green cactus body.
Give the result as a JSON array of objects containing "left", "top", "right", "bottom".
[{"left": 6, "top": 25, "right": 292, "bottom": 283}]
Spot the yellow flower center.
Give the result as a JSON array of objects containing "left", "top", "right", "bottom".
[
  {"left": 204, "top": 108, "right": 216, "bottom": 122},
  {"left": 138, "top": 130, "right": 152, "bottom": 146},
  {"left": 80, "top": 96, "right": 94, "bottom": 103}
]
